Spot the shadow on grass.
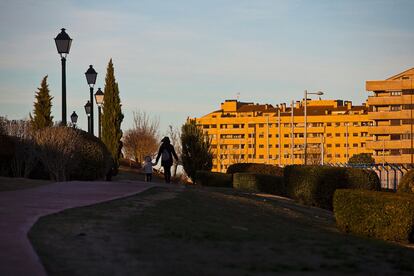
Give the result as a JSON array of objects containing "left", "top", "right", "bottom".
[{"left": 29, "top": 186, "right": 414, "bottom": 275}]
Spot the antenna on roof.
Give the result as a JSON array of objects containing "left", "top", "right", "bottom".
[{"left": 236, "top": 92, "right": 240, "bottom": 101}]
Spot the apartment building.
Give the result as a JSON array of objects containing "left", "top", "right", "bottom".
[
  {"left": 366, "top": 68, "right": 414, "bottom": 164},
  {"left": 195, "top": 99, "right": 372, "bottom": 172}
]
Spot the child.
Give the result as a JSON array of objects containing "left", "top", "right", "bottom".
[{"left": 143, "top": 156, "right": 155, "bottom": 182}]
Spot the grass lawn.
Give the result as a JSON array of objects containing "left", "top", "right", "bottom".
[
  {"left": 0, "top": 176, "right": 52, "bottom": 192},
  {"left": 29, "top": 186, "right": 414, "bottom": 275}
]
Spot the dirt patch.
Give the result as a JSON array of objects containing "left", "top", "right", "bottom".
[{"left": 29, "top": 186, "right": 414, "bottom": 275}]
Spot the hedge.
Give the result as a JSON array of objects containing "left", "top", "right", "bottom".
[
  {"left": 397, "top": 170, "right": 414, "bottom": 194},
  {"left": 346, "top": 168, "right": 381, "bottom": 191},
  {"left": 227, "top": 163, "right": 283, "bottom": 176},
  {"left": 233, "top": 173, "right": 285, "bottom": 195},
  {"left": 284, "top": 165, "right": 348, "bottom": 210},
  {"left": 195, "top": 171, "right": 233, "bottom": 187},
  {"left": 334, "top": 189, "right": 414, "bottom": 243}
]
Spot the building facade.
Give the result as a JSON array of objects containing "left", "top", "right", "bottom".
[
  {"left": 195, "top": 99, "right": 372, "bottom": 172},
  {"left": 366, "top": 68, "right": 414, "bottom": 165}
]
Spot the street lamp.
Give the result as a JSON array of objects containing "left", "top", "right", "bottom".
[
  {"left": 304, "top": 90, "right": 324, "bottom": 165},
  {"left": 85, "top": 65, "right": 97, "bottom": 135},
  {"left": 70, "top": 111, "right": 78, "bottom": 128},
  {"left": 94, "top": 88, "right": 104, "bottom": 138},
  {"left": 54, "top": 28, "right": 72, "bottom": 125},
  {"left": 84, "top": 100, "right": 92, "bottom": 134}
]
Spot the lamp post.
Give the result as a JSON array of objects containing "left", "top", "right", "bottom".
[
  {"left": 70, "top": 111, "right": 78, "bottom": 128},
  {"left": 85, "top": 65, "right": 98, "bottom": 135},
  {"left": 54, "top": 28, "right": 72, "bottom": 125},
  {"left": 84, "top": 100, "right": 92, "bottom": 134},
  {"left": 304, "top": 90, "right": 324, "bottom": 165},
  {"left": 94, "top": 88, "right": 104, "bottom": 139}
]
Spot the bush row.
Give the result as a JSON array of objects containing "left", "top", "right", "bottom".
[
  {"left": 233, "top": 173, "right": 285, "bottom": 195},
  {"left": 333, "top": 189, "right": 414, "bottom": 243},
  {"left": 0, "top": 127, "right": 112, "bottom": 182},
  {"left": 227, "top": 163, "right": 283, "bottom": 176},
  {"left": 194, "top": 171, "right": 233, "bottom": 187},
  {"left": 196, "top": 164, "right": 380, "bottom": 209},
  {"left": 284, "top": 165, "right": 380, "bottom": 210}
]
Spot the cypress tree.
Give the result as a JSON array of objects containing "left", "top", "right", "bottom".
[
  {"left": 181, "top": 120, "right": 213, "bottom": 181},
  {"left": 101, "top": 59, "right": 124, "bottom": 174},
  {"left": 31, "top": 76, "right": 53, "bottom": 130}
]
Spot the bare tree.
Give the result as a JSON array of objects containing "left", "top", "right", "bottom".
[{"left": 123, "top": 111, "right": 160, "bottom": 164}]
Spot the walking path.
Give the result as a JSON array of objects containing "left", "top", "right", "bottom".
[{"left": 0, "top": 180, "right": 157, "bottom": 276}]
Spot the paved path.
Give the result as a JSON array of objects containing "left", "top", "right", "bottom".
[{"left": 0, "top": 180, "right": 156, "bottom": 276}]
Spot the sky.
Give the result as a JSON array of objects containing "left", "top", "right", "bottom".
[{"left": 1, "top": 0, "right": 414, "bottom": 134}]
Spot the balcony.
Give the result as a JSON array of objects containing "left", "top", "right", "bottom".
[
  {"left": 366, "top": 139, "right": 412, "bottom": 150},
  {"left": 368, "top": 110, "right": 412, "bottom": 120},
  {"left": 372, "top": 154, "right": 413, "bottom": 164},
  {"left": 367, "top": 95, "right": 414, "bottom": 105},
  {"left": 369, "top": 125, "right": 412, "bottom": 135},
  {"left": 366, "top": 79, "right": 414, "bottom": 91}
]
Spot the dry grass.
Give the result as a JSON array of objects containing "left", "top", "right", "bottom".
[
  {"left": 0, "top": 176, "right": 51, "bottom": 192},
  {"left": 29, "top": 186, "right": 414, "bottom": 275}
]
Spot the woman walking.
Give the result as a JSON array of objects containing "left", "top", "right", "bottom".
[{"left": 155, "top": 137, "right": 178, "bottom": 183}]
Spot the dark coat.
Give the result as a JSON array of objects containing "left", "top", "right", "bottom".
[{"left": 156, "top": 142, "right": 178, "bottom": 167}]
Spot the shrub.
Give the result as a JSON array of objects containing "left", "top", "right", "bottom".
[
  {"left": 397, "top": 170, "right": 414, "bottom": 193},
  {"left": 0, "top": 134, "right": 15, "bottom": 176},
  {"left": 284, "top": 165, "right": 381, "bottom": 210},
  {"left": 69, "top": 130, "right": 112, "bottom": 181},
  {"left": 227, "top": 163, "right": 283, "bottom": 176},
  {"left": 346, "top": 168, "right": 381, "bottom": 191},
  {"left": 195, "top": 171, "right": 232, "bottom": 187},
  {"left": 34, "top": 127, "right": 112, "bottom": 181},
  {"left": 284, "top": 165, "right": 348, "bottom": 210},
  {"left": 233, "top": 173, "right": 285, "bottom": 195},
  {"left": 334, "top": 189, "right": 414, "bottom": 243}
]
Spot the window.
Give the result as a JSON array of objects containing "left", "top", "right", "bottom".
[
  {"left": 269, "top": 144, "right": 273, "bottom": 148},
  {"left": 353, "top": 143, "right": 358, "bottom": 147},
  {"left": 327, "top": 133, "right": 332, "bottom": 137},
  {"left": 327, "top": 154, "right": 332, "bottom": 158},
  {"left": 353, "top": 133, "right": 358, "bottom": 137},
  {"left": 203, "top": 125, "right": 209, "bottom": 129},
  {"left": 248, "top": 134, "right": 255, "bottom": 138},
  {"left": 211, "top": 124, "right": 217, "bottom": 128},
  {"left": 335, "top": 133, "right": 341, "bottom": 137},
  {"left": 268, "top": 134, "right": 272, "bottom": 138},
  {"left": 284, "top": 144, "right": 289, "bottom": 148},
  {"left": 335, "top": 154, "right": 341, "bottom": 158},
  {"left": 259, "top": 144, "right": 264, "bottom": 148},
  {"left": 269, "top": 155, "right": 272, "bottom": 159},
  {"left": 353, "top": 122, "right": 359, "bottom": 126},
  {"left": 259, "top": 134, "right": 264, "bottom": 138},
  {"left": 327, "top": 144, "right": 332, "bottom": 148},
  {"left": 391, "top": 105, "right": 401, "bottom": 111},
  {"left": 391, "top": 91, "right": 402, "bottom": 96},
  {"left": 259, "top": 155, "right": 264, "bottom": 159},
  {"left": 284, "top": 134, "right": 289, "bottom": 138},
  {"left": 327, "top": 123, "right": 332, "bottom": 126},
  {"left": 259, "top": 124, "right": 264, "bottom": 127},
  {"left": 335, "top": 123, "right": 341, "bottom": 127},
  {"left": 361, "top": 132, "right": 368, "bottom": 137},
  {"left": 335, "top": 143, "right": 340, "bottom": 147}
]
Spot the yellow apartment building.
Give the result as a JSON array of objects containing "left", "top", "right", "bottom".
[
  {"left": 366, "top": 68, "right": 414, "bottom": 165},
  {"left": 195, "top": 99, "right": 372, "bottom": 172}
]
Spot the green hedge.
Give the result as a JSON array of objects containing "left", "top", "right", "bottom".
[
  {"left": 233, "top": 173, "right": 285, "bottom": 195},
  {"left": 397, "top": 170, "right": 414, "bottom": 193},
  {"left": 346, "top": 168, "right": 381, "bottom": 191},
  {"left": 334, "top": 189, "right": 414, "bottom": 243},
  {"left": 284, "top": 165, "right": 381, "bottom": 210},
  {"left": 284, "top": 165, "right": 347, "bottom": 210},
  {"left": 195, "top": 171, "right": 233, "bottom": 187},
  {"left": 227, "top": 163, "right": 283, "bottom": 176}
]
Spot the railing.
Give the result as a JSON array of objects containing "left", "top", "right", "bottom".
[{"left": 325, "top": 163, "right": 413, "bottom": 191}]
